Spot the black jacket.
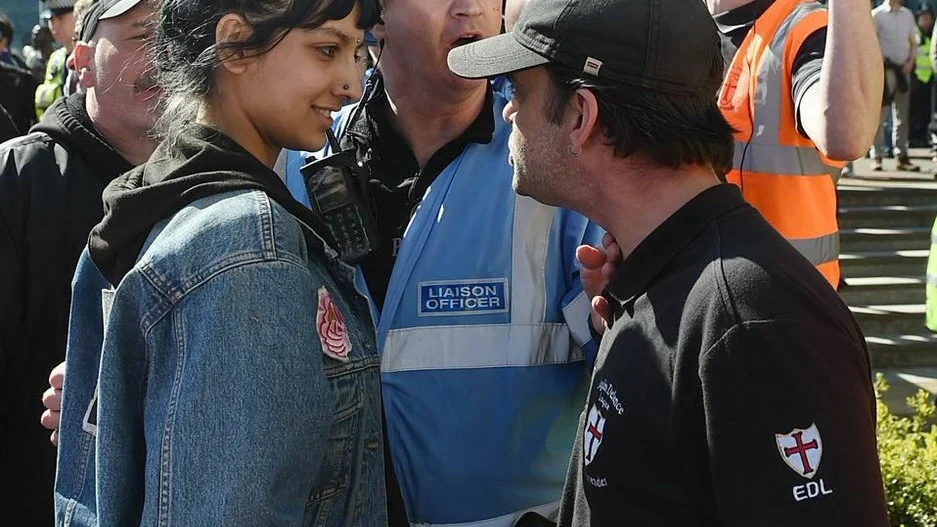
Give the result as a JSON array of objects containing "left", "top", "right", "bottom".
[
  {"left": 0, "top": 60, "right": 39, "bottom": 138},
  {"left": 0, "top": 92, "right": 133, "bottom": 526}
]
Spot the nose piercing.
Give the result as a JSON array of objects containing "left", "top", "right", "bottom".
[{"left": 343, "top": 83, "right": 350, "bottom": 90}]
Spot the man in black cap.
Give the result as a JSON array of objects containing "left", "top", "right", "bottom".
[
  {"left": 0, "top": 1, "right": 156, "bottom": 523},
  {"left": 449, "top": 0, "right": 889, "bottom": 524}
]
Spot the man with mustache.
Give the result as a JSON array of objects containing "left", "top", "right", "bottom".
[
  {"left": 450, "top": 0, "right": 888, "bottom": 523},
  {"left": 0, "top": 1, "right": 158, "bottom": 524}
]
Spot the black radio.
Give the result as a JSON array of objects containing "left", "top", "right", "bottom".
[{"left": 301, "top": 129, "right": 380, "bottom": 263}]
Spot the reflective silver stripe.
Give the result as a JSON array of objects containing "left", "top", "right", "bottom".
[
  {"left": 788, "top": 232, "right": 840, "bottom": 266},
  {"left": 562, "top": 290, "right": 594, "bottom": 347},
  {"left": 511, "top": 195, "right": 555, "bottom": 324},
  {"left": 410, "top": 500, "right": 561, "bottom": 527},
  {"left": 733, "top": 141, "right": 831, "bottom": 175},
  {"left": 753, "top": 2, "right": 827, "bottom": 140},
  {"left": 381, "top": 324, "right": 582, "bottom": 373},
  {"left": 926, "top": 274, "right": 937, "bottom": 287}
]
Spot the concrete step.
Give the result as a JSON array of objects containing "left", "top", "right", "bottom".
[
  {"left": 839, "top": 227, "right": 931, "bottom": 251},
  {"left": 851, "top": 304, "right": 927, "bottom": 337},
  {"left": 867, "top": 330, "right": 937, "bottom": 368},
  {"left": 838, "top": 204, "right": 937, "bottom": 229},
  {"left": 840, "top": 276, "right": 926, "bottom": 305},
  {"left": 839, "top": 249, "right": 928, "bottom": 278},
  {"left": 838, "top": 185, "right": 937, "bottom": 208},
  {"left": 837, "top": 170, "right": 937, "bottom": 375}
]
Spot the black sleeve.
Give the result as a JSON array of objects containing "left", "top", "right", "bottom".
[
  {"left": 0, "top": 146, "right": 26, "bottom": 378},
  {"left": 792, "top": 28, "right": 827, "bottom": 137},
  {"left": 699, "top": 319, "right": 888, "bottom": 527},
  {"left": 0, "top": 104, "right": 20, "bottom": 143}
]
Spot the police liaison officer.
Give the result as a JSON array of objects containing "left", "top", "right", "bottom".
[
  {"left": 285, "top": 1, "right": 604, "bottom": 525},
  {"left": 449, "top": 0, "right": 890, "bottom": 524}
]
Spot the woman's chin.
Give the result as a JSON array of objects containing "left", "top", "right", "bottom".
[{"left": 286, "top": 133, "right": 328, "bottom": 155}]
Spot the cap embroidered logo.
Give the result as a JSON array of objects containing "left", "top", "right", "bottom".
[
  {"left": 775, "top": 423, "right": 823, "bottom": 479},
  {"left": 583, "top": 404, "right": 606, "bottom": 466},
  {"left": 316, "top": 287, "right": 352, "bottom": 362}
]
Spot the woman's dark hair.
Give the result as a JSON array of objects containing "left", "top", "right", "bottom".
[
  {"left": 154, "top": 0, "right": 380, "bottom": 139},
  {"left": 544, "top": 59, "right": 736, "bottom": 178}
]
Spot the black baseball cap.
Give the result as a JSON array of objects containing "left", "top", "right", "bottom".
[
  {"left": 79, "top": 0, "right": 144, "bottom": 42},
  {"left": 449, "top": 0, "right": 723, "bottom": 98}
]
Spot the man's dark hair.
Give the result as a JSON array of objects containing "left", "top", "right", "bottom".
[
  {"left": 544, "top": 62, "right": 736, "bottom": 177},
  {"left": 0, "top": 14, "right": 13, "bottom": 45}
]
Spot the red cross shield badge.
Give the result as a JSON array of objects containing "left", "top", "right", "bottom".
[
  {"left": 776, "top": 423, "right": 823, "bottom": 479},
  {"left": 316, "top": 287, "right": 352, "bottom": 362},
  {"left": 583, "top": 404, "right": 606, "bottom": 466}
]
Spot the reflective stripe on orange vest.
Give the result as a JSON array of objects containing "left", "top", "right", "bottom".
[{"left": 719, "top": 0, "right": 841, "bottom": 287}]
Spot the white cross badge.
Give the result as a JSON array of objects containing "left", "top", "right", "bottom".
[
  {"left": 776, "top": 423, "right": 824, "bottom": 479},
  {"left": 583, "top": 404, "right": 606, "bottom": 466}
]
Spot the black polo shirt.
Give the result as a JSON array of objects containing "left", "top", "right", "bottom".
[
  {"left": 557, "top": 185, "right": 887, "bottom": 526},
  {"left": 344, "top": 76, "right": 495, "bottom": 309}
]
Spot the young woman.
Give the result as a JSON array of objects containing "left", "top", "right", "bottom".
[{"left": 53, "top": 0, "right": 386, "bottom": 524}]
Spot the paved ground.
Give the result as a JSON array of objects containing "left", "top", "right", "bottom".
[
  {"left": 845, "top": 147, "right": 937, "bottom": 188},
  {"left": 841, "top": 148, "right": 937, "bottom": 417}
]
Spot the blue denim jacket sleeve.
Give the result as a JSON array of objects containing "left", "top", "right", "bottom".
[
  {"left": 95, "top": 260, "right": 337, "bottom": 525},
  {"left": 54, "top": 249, "right": 111, "bottom": 526}
]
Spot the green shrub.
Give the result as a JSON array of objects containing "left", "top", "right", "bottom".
[{"left": 875, "top": 373, "right": 937, "bottom": 527}]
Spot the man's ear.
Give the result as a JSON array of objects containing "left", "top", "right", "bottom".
[
  {"left": 569, "top": 88, "right": 600, "bottom": 154},
  {"left": 72, "top": 42, "right": 95, "bottom": 89},
  {"left": 215, "top": 13, "right": 253, "bottom": 75}
]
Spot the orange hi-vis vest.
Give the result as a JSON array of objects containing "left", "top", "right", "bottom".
[{"left": 718, "top": 0, "right": 842, "bottom": 287}]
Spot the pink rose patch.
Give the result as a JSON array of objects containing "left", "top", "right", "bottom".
[{"left": 316, "top": 287, "right": 352, "bottom": 362}]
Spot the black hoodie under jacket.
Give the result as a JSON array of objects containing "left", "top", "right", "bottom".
[{"left": 87, "top": 123, "right": 336, "bottom": 286}]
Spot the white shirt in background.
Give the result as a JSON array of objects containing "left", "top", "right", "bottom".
[{"left": 873, "top": 3, "right": 918, "bottom": 64}]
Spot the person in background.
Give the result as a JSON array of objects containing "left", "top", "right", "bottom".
[
  {"left": 710, "top": 0, "right": 882, "bottom": 290},
  {"left": 927, "top": 210, "right": 937, "bottom": 330},
  {"left": 0, "top": 14, "right": 28, "bottom": 69},
  {"left": 35, "top": 0, "right": 77, "bottom": 119},
  {"left": 54, "top": 0, "right": 388, "bottom": 523},
  {"left": 0, "top": 1, "right": 160, "bottom": 523},
  {"left": 911, "top": 4, "right": 934, "bottom": 148},
  {"left": 0, "top": 14, "right": 39, "bottom": 137},
  {"left": 23, "top": 25, "right": 56, "bottom": 82},
  {"left": 871, "top": 0, "right": 922, "bottom": 171},
  {"left": 450, "top": 0, "right": 890, "bottom": 523},
  {"left": 929, "top": 6, "right": 937, "bottom": 162}
]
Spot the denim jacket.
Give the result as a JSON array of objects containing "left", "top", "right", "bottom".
[{"left": 54, "top": 189, "right": 386, "bottom": 526}]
